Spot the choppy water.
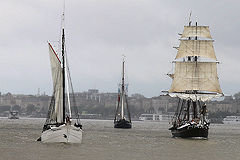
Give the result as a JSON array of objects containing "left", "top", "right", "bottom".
[{"left": 0, "top": 118, "right": 240, "bottom": 160}]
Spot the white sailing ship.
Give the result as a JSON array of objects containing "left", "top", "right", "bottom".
[
  {"left": 38, "top": 7, "right": 82, "bottom": 143},
  {"left": 167, "top": 14, "right": 223, "bottom": 138}
]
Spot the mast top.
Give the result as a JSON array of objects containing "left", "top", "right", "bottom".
[
  {"left": 122, "top": 54, "right": 126, "bottom": 63},
  {"left": 61, "top": 0, "right": 65, "bottom": 29},
  {"left": 122, "top": 55, "right": 125, "bottom": 85},
  {"left": 188, "top": 11, "right": 192, "bottom": 26},
  {"left": 195, "top": 16, "right": 198, "bottom": 26}
]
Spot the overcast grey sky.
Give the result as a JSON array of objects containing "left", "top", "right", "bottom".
[{"left": 0, "top": 0, "right": 239, "bottom": 97}]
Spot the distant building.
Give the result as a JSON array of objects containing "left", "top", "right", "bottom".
[{"left": 0, "top": 90, "right": 239, "bottom": 118}]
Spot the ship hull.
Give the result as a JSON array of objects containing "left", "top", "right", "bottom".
[
  {"left": 114, "top": 119, "right": 132, "bottom": 129},
  {"left": 40, "top": 124, "right": 82, "bottom": 143},
  {"left": 8, "top": 116, "right": 19, "bottom": 119},
  {"left": 8, "top": 111, "right": 19, "bottom": 119},
  {"left": 170, "top": 125, "right": 208, "bottom": 139}
]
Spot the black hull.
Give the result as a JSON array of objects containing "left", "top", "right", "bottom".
[
  {"left": 170, "top": 126, "right": 208, "bottom": 138},
  {"left": 114, "top": 119, "right": 132, "bottom": 129},
  {"left": 8, "top": 117, "right": 19, "bottom": 119}
]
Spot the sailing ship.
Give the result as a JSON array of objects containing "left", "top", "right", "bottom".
[
  {"left": 38, "top": 10, "right": 82, "bottom": 143},
  {"left": 114, "top": 58, "right": 132, "bottom": 129},
  {"left": 8, "top": 111, "right": 19, "bottom": 119},
  {"left": 8, "top": 106, "right": 20, "bottom": 119},
  {"left": 167, "top": 15, "right": 223, "bottom": 138}
]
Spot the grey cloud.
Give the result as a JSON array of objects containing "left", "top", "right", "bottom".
[{"left": 0, "top": 0, "right": 239, "bottom": 97}]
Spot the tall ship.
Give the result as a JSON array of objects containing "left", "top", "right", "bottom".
[
  {"left": 38, "top": 7, "right": 82, "bottom": 143},
  {"left": 114, "top": 58, "right": 132, "bottom": 129},
  {"left": 167, "top": 15, "right": 223, "bottom": 138}
]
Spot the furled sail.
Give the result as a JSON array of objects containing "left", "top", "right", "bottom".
[
  {"left": 175, "top": 40, "right": 217, "bottom": 60},
  {"left": 169, "top": 92, "right": 222, "bottom": 102},
  {"left": 169, "top": 61, "right": 222, "bottom": 94},
  {"left": 181, "top": 26, "right": 212, "bottom": 39},
  {"left": 49, "top": 43, "right": 63, "bottom": 123}
]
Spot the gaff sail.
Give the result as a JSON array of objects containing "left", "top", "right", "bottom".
[{"left": 48, "top": 43, "right": 63, "bottom": 123}]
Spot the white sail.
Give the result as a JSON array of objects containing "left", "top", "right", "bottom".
[
  {"left": 169, "top": 92, "right": 222, "bottom": 102},
  {"left": 176, "top": 40, "right": 217, "bottom": 60},
  {"left": 49, "top": 43, "right": 63, "bottom": 123},
  {"left": 169, "top": 61, "right": 222, "bottom": 94},
  {"left": 181, "top": 26, "right": 212, "bottom": 39},
  {"left": 65, "top": 53, "right": 72, "bottom": 118}
]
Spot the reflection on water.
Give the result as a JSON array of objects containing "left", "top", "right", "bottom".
[{"left": 0, "top": 118, "right": 240, "bottom": 160}]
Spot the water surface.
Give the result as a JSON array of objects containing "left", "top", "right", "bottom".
[{"left": 0, "top": 118, "right": 239, "bottom": 160}]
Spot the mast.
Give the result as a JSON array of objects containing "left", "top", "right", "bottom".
[
  {"left": 121, "top": 59, "right": 125, "bottom": 119},
  {"left": 193, "top": 18, "right": 198, "bottom": 119},
  {"left": 195, "top": 16, "right": 198, "bottom": 40},
  {"left": 188, "top": 11, "right": 192, "bottom": 27},
  {"left": 62, "top": 12, "right": 66, "bottom": 123}
]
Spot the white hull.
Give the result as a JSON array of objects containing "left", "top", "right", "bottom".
[
  {"left": 41, "top": 124, "right": 82, "bottom": 143},
  {"left": 223, "top": 121, "right": 240, "bottom": 125},
  {"left": 139, "top": 113, "right": 174, "bottom": 122},
  {"left": 223, "top": 116, "right": 240, "bottom": 125}
]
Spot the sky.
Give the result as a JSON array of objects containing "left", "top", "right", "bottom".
[{"left": 0, "top": 0, "right": 239, "bottom": 97}]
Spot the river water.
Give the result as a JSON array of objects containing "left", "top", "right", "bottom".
[{"left": 0, "top": 118, "right": 240, "bottom": 160}]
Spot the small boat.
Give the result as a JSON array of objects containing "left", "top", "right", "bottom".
[
  {"left": 139, "top": 113, "right": 174, "bottom": 122},
  {"left": 223, "top": 116, "right": 240, "bottom": 124},
  {"left": 114, "top": 57, "right": 132, "bottom": 129},
  {"left": 139, "top": 113, "right": 161, "bottom": 121},
  {"left": 38, "top": 6, "right": 82, "bottom": 143},
  {"left": 166, "top": 13, "right": 223, "bottom": 139},
  {"left": 8, "top": 110, "right": 19, "bottom": 119}
]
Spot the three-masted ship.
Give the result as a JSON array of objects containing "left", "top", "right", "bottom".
[
  {"left": 114, "top": 58, "right": 132, "bottom": 129},
  {"left": 167, "top": 17, "right": 223, "bottom": 138},
  {"left": 38, "top": 9, "right": 82, "bottom": 143}
]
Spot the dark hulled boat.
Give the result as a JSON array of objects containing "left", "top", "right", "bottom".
[
  {"left": 114, "top": 57, "right": 132, "bottom": 129},
  {"left": 114, "top": 119, "right": 132, "bottom": 129},
  {"left": 170, "top": 124, "right": 209, "bottom": 138},
  {"left": 169, "top": 99, "right": 210, "bottom": 139},
  {"left": 166, "top": 14, "right": 223, "bottom": 139}
]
